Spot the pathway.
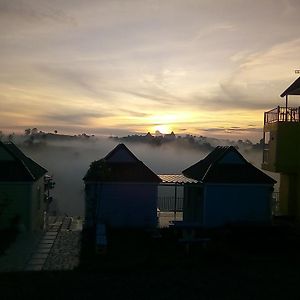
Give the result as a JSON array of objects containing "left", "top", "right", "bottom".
[{"left": 25, "top": 216, "right": 82, "bottom": 271}]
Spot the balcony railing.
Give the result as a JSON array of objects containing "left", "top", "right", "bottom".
[{"left": 264, "top": 106, "right": 300, "bottom": 124}]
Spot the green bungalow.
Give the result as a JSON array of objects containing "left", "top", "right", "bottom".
[{"left": 0, "top": 141, "right": 48, "bottom": 231}]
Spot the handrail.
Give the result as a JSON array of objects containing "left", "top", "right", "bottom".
[{"left": 264, "top": 106, "right": 300, "bottom": 124}]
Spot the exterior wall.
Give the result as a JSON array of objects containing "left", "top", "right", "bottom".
[
  {"left": 183, "top": 185, "right": 203, "bottom": 223},
  {"left": 263, "top": 122, "right": 300, "bottom": 219},
  {"left": 263, "top": 122, "right": 300, "bottom": 172},
  {"left": 279, "top": 173, "right": 300, "bottom": 218},
  {"left": 262, "top": 123, "right": 278, "bottom": 172},
  {"left": 0, "top": 182, "right": 31, "bottom": 230},
  {"left": 0, "top": 177, "right": 45, "bottom": 231},
  {"left": 85, "top": 182, "right": 158, "bottom": 228},
  {"left": 203, "top": 184, "right": 273, "bottom": 227},
  {"left": 29, "top": 177, "right": 46, "bottom": 231},
  {"left": 84, "top": 183, "right": 98, "bottom": 228}
]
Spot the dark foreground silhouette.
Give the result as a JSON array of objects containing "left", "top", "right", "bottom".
[{"left": 1, "top": 223, "right": 300, "bottom": 299}]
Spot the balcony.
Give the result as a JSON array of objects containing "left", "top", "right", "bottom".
[{"left": 264, "top": 106, "right": 300, "bottom": 124}]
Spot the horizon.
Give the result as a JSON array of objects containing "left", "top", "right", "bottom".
[
  {"left": 0, "top": 126, "right": 263, "bottom": 143},
  {"left": 1, "top": 1, "right": 300, "bottom": 142}
]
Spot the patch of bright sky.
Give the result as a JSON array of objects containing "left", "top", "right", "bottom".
[{"left": 1, "top": 0, "right": 300, "bottom": 142}]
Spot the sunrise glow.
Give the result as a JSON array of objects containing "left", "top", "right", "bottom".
[
  {"left": 1, "top": 1, "right": 299, "bottom": 142},
  {"left": 152, "top": 125, "right": 173, "bottom": 135}
]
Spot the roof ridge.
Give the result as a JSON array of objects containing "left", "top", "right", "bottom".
[
  {"left": 281, "top": 76, "right": 300, "bottom": 97},
  {"left": 18, "top": 158, "right": 36, "bottom": 180},
  {"left": 214, "top": 146, "right": 247, "bottom": 164},
  {"left": 0, "top": 142, "right": 34, "bottom": 180},
  {"left": 1, "top": 141, "right": 47, "bottom": 181},
  {"left": 104, "top": 143, "right": 140, "bottom": 162},
  {"left": 201, "top": 163, "right": 213, "bottom": 182},
  {"left": 182, "top": 145, "right": 254, "bottom": 182}
]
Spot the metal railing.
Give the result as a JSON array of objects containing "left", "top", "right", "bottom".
[
  {"left": 158, "top": 193, "right": 280, "bottom": 215},
  {"left": 157, "top": 196, "right": 183, "bottom": 212},
  {"left": 264, "top": 106, "right": 300, "bottom": 124}
]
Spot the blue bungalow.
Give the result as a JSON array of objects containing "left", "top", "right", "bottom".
[
  {"left": 83, "top": 144, "right": 162, "bottom": 229},
  {"left": 182, "top": 146, "right": 276, "bottom": 227}
]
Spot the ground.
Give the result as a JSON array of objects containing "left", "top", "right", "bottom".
[{"left": 1, "top": 219, "right": 300, "bottom": 299}]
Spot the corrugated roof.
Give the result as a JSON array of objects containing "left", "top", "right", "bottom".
[
  {"left": 158, "top": 174, "right": 198, "bottom": 184},
  {"left": 0, "top": 142, "right": 47, "bottom": 181},
  {"left": 281, "top": 77, "right": 300, "bottom": 97},
  {"left": 83, "top": 144, "right": 161, "bottom": 183},
  {"left": 182, "top": 146, "right": 276, "bottom": 184}
]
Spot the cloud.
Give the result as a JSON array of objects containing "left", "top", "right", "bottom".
[
  {"left": 1, "top": 0, "right": 300, "bottom": 142},
  {"left": 36, "top": 65, "right": 106, "bottom": 99},
  {"left": 191, "top": 88, "right": 274, "bottom": 111},
  {"left": 0, "top": 0, "right": 76, "bottom": 27},
  {"left": 119, "top": 109, "right": 150, "bottom": 118},
  {"left": 42, "top": 112, "right": 110, "bottom": 125},
  {"left": 200, "top": 126, "right": 263, "bottom": 141},
  {"left": 190, "top": 38, "right": 300, "bottom": 111},
  {"left": 120, "top": 90, "right": 176, "bottom": 107}
]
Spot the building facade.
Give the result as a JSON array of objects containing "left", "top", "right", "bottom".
[
  {"left": 83, "top": 144, "right": 161, "bottom": 228},
  {"left": 183, "top": 146, "right": 276, "bottom": 227},
  {"left": 262, "top": 77, "right": 300, "bottom": 218},
  {"left": 0, "top": 142, "right": 48, "bottom": 231}
]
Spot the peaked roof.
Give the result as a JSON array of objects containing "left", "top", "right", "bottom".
[
  {"left": 281, "top": 77, "right": 300, "bottom": 97},
  {"left": 182, "top": 146, "right": 276, "bottom": 184},
  {"left": 104, "top": 143, "right": 140, "bottom": 162},
  {"left": 83, "top": 143, "right": 161, "bottom": 183},
  {"left": 0, "top": 141, "right": 47, "bottom": 182}
]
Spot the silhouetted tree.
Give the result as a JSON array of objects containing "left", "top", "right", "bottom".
[
  {"left": 24, "top": 128, "right": 31, "bottom": 136},
  {"left": 31, "top": 128, "right": 38, "bottom": 135},
  {"left": 8, "top": 133, "right": 15, "bottom": 141}
]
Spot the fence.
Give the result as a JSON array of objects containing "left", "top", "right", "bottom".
[
  {"left": 158, "top": 193, "right": 280, "bottom": 215},
  {"left": 157, "top": 196, "right": 183, "bottom": 212}
]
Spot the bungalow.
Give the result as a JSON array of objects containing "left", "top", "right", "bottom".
[
  {"left": 83, "top": 144, "right": 162, "bottom": 228},
  {"left": 0, "top": 141, "right": 48, "bottom": 231},
  {"left": 182, "top": 146, "right": 276, "bottom": 227}
]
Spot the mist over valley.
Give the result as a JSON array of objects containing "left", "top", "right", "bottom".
[{"left": 8, "top": 132, "right": 278, "bottom": 216}]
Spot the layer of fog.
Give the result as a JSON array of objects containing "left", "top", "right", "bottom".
[{"left": 20, "top": 138, "right": 279, "bottom": 216}]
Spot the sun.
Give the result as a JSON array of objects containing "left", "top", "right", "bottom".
[
  {"left": 148, "top": 114, "right": 176, "bottom": 134},
  {"left": 153, "top": 124, "right": 172, "bottom": 134}
]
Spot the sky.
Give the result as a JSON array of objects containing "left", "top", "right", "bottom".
[{"left": 1, "top": 0, "right": 300, "bottom": 141}]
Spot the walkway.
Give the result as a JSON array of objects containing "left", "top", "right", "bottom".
[
  {"left": 0, "top": 216, "right": 82, "bottom": 272},
  {"left": 25, "top": 216, "right": 82, "bottom": 271}
]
